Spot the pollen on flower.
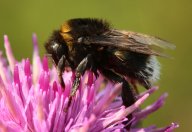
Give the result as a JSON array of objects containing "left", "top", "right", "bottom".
[{"left": 0, "top": 34, "right": 178, "bottom": 132}]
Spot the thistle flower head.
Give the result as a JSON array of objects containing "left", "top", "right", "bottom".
[{"left": 0, "top": 34, "right": 178, "bottom": 132}]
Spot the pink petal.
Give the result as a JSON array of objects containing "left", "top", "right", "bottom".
[
  {"left": 0, "top": 52, "right": 11, "bottom": 84},
  {"left": 137, "top": 86, "right": 159, "bottom": 99},
  {"left": 133, "top": 93, "right": 168, "bottom": 124},
  {"left": 24, "top": 58, "right": 31, "bottom": 77},
  {"left": 94, "top": 83, "right": 122, "bottom": 116},
  {"left": 102, "top": 93, "right": 149, "bottom": 128},
  {"left": 156, "top": 123, "right": 179, "bottom": 132},
  {"left": 4, "top": 35, "right": 16, "bottom": 73},
  {"left": 32, "top": 34, "right": 42, "bottom": 84},
  {"left": 0, "top": 76, "right": 26, "bottom": 126},
  {"left": 42, "top": 56, "right": 49, "bottom": 72}
]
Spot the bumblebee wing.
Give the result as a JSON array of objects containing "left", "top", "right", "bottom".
[
  {"left": 116, "top": 30, "right": 175, "bottom": 49},
  {"left": 80, "top": 30, "right": 175, "bottom": 57}
]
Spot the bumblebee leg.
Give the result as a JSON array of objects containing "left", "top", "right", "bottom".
[
  {"left": 101, "top": 69, "right": 136, "bottom": 106},
  {"left": 100, "top": 69, "right": 136, "bottom": 130},
  {"left": 57, "top": 55, "right": 66, "bottom": 88},
  {"left": 71, "top": 54, "right": 93, "bottom": 95},
  {"left": 130, "top": 79, "right": 139, "bottom": 95},
  {"left": 67, "top": 54, "right": 93, "bottom": 108}
]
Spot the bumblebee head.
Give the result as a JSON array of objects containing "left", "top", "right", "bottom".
[
  {"left": 45, "top": 30, "right": 68, "bottom": 65},
  {"left": 45, "top": 18, "right": 110, "bottom": 65}
]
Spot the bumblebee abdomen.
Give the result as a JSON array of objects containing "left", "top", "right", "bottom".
[
  {"left": 104, "top": 50, "right": 160, "bottom": 88},
  {"left": 129, "top": 56, "right": 160, "bottom": 88}
]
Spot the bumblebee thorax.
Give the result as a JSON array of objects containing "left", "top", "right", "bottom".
[{"left": 61, "top": 18, "right": 110, "bottom": 38}]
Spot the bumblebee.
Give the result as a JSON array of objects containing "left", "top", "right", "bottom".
[{"left": 45, "top": 18, "right": 174, "bottom": 111}]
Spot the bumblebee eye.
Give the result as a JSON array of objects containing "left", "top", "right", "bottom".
[
  {"left": 51, "top": 41, "right": 66, "bottom": 58},
  {"left": 77, "top": 37, "right": 83, "bottom": 43},
  {"left": 51, "top": 42, "right": 59, "bottom": 51}
]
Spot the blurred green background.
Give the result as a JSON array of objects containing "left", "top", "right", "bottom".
[{"left": 0, "top": 0, "right": 191, "bottom": 131}]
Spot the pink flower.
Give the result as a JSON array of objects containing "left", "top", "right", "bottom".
[{"left": 0, "top": 34, "right": 178, "bottom": 132}]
